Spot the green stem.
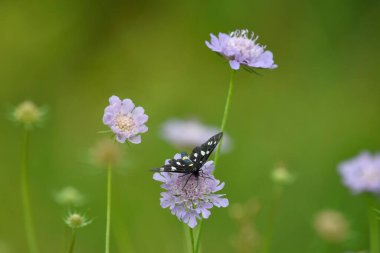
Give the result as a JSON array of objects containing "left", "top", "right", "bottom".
[
  {"left": 261, "top": 185, "right": 283, "bottom": 253},
  {"left": 214, "top": 69, "right": 235, "bottom": 167},
  {"left": 68, "top": 230, "right": 77, "bottom": 253},
  {"left": 105, "top": 164, "right": 112, "bottom": 253},
  {"left": 21, "top": 130, "right": 39, "bottom": 253},
  {"left": 369, "top": 197, "right": 379, "bottom": 253},
  {"left": 194, "top": 221, "right": 203, "bottom": 253},
  {"left": 189, "top": 227, "right": 195, "bottom": 253},
  {"left": 194, "top": 70, "right": 236, "bottom": 253}
]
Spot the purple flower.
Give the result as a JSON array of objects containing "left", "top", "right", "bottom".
[
  {"left": 206, "top": 29, "right": 277, "bottom": 70},
  {"left": 161, "top": 118, "right": 232, "bottom": 152},
  {"left": 103, "top": 95, "right": 148, "bottom": 144},
  {"left": 338, "top": 151, "right": 380, "bottom": 194},
  {"left": 153, "top": 154, "right": 229, "bottom": 228}
]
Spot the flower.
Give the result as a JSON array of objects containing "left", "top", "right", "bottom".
[
  {"left": 338, "top": 151, "right": 380, "bottom": 194},
  {"left": 55, "top": 186, "right": 84, "bottom": 207},
  {"left": 65, "top": 212, "right": 92, "bottom": 229},
  {"left": 103, "top": 95, "right": 148, "bottom": 144},
  {"left": 206, "top": 29, "right": 277, "bottom": 70},
  {"left": 271, "top": 164, "right": 294, "bottom": 185},
  {"left": 153, "top": 154, "right": 229, "bottom": 228},
  {"left": 12, "top": 100, "right": 45, "bottom": 128},
  {"left": 314, "top": 210, "right": 349, "bottom": 243},
  {"left": 90, "top": 138, "right": 123, "bottom": 167},
  {"left": 161, "top": 118, "right": 231, "bottom": 152}
]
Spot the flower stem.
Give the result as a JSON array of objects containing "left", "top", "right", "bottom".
[
  {"left": 21, "top": 130, "right": 39, "bottom": 253},
  {"left": 105, "top": 164, "right": 112, "bottom": 253},
  {"left": 214, "top": 69, "right": 235, "bottom": 167},
  {"left": 369, "top": 197, "right": 379, "bottom": 253},
  {"left": 189, "top": 227, "right": 196, "bottom": 253},
  {"left": 68, "top": 230, "right": 77, "bottom": 253},
  {"left": 193, "top": 70, "right": 236, "bottom": 253},
  {"left": 195, "top": 221, "right": 203, "bottom": 253},
  {"left": 261, "top": 185, "right": 283, "bottom": 253}
]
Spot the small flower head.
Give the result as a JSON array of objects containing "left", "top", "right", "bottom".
[
  {"left": 229, "top": 199, "right": 260, "bottom": 224},
  {"left": 206, "top": 29, "right": 277, "bottom": 70},
  {"left": 153, "top": 154, "right": 229, "bottom": 228},
  {"left": 161, "top": 118, "right": 231, "bottom": 152},
  {"left": 65, "top": 212, "right": 92, "bottom": 229},
  {"left": 103, "top": 95, "right": 148, "bottom": 144},
  {"left": 90, "top": 138, "right": 123, "bottom": 167},
  {"left": 55, "top": 186, "right": 84, "bottom": 207},
  {"left": 314, "top": 210, "right": 349, "bottom": 243},
  {"left": 271, "top": 164, "right": 294, "bottom": 185},
  {"left": 338, "top": 151, "right": 380, "bottom": 194},
  {"left": 12, "top": 101, "right": 45, "bottom": 128}
]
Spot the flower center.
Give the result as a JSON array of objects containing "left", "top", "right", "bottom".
[
  {"left": 226, "top": 30, "right": 263, "bottom": 60},
  {"left": 115, "top": 114, "right": 135, "bottom": 132}
]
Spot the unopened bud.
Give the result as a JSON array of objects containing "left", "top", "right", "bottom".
[{"left": 65, "top": 213, "right": 91, "bottom": 229}]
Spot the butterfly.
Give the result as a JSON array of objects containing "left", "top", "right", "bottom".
[{"left": 152, "top": 132, "right": 223, "bottom": 184}]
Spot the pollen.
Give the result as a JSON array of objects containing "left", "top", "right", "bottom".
[{"left": 115, "top": 114, "right": 135, "bottom": 132}]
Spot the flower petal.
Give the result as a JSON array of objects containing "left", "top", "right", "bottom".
[
  {"left": 121, "top": 99, "right": 135, "bottom": 113},
  {"left": 135, "top": 114, "right": 148, "bottom": 125},
  {"left": 229, "top": 60, "right": 240, "bottom": 70},
  {"left": 109, "top": 95, "right": 121, "bottom": 105},
  {"left": 128, "top": 135, "right": 141, "bottom": 144}
]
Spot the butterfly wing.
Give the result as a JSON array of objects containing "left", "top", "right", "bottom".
[
  {"left": 152, "top": 158, "right": 193, "bottom": 173},
  {"left": 189, "top": 132, "right": 223, "bottom": 168}
]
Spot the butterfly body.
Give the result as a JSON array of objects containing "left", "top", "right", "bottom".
[{"left": 152, "top": 132, "right": 223, "bottom": 179}]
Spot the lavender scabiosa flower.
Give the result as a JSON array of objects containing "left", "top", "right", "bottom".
[
  {"left": 338, "top": 151, "right": 380, "bottom": 194},
  {"left": 153, "top": 154, "right": 229, "bottom": 228},
  {"left": 103, "top": 95, "right": 148, "bottom": 144},
  {"left": 161, "top": 118, "right": 232, "bottom": 152},
  {"left": 206, "top": 29, "right": 277, "bottom": 70}
]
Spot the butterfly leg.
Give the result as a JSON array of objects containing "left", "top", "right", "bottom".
[
  {"left": 199, "top": 170, "right": 213, "bottom": 181},
  {"left": 182, "top": 173, "right": 193, "bottom": 190}
]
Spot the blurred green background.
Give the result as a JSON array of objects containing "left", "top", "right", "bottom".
[{"left": 1, "top": 0, "right": 380, "bottom": 252}]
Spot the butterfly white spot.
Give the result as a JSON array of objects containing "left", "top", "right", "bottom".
[
  {"left": 213, "top": 141, "right": 217, "bottom": 144},
  {"left": 208, "top": 141, "right": 212, "bottom": 145},
  {"left": 201, "top": 151, "right": 206, "bottom": 156},
  {"left": 206, "top": 151, "right": 210, "bottom": 154},
  {"left": 200, "top": 161, "right": 203, "bottom": 163},
  {"left": 176, "top": 162, "right": 181, "bottom": 165},
  {"left": 194, "top": 153, "right": 198, "bottom": 157},
  {"left": 171, "top": 166, "right": 177, "bottom": 171},
  {"left": 194, "top": 158, "right": 197, "bottom": 161}
]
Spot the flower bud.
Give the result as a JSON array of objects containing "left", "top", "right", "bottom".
[
  {"left": 91, "top": 138, "right": 123, "bottom": 167},
  {"left": 271, "top": 165, "right": 294, "bottom": 185},
  {"left": 314, "top": 210, "right": 349, "bottom": 243},
  {"left": 65, "top": 213, "right": 91, "bottom": 229},
  {"left": 13, "top": 101, "right": 44, "bottom": 127},
  {"left": 55, "top": 186, "right": 84, "bottom": 206}
]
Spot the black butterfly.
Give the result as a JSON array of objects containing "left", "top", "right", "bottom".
[{"left": 152, "top": 132, "right": 223, "bottom": 186}]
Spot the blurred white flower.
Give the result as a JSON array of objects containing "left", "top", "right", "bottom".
[
  {"left": 271, "top": 164, "right": 294, "bottom": 185},
  {"left": 161, "top": 119, "right": 232, "bottom": 152},
  {"left": 55, "top": 186, "right": 84, "bottom": 207},
  {"left": 314, "top": 209, "right": 349, "bottom": 243},
  {"left": 11, "top": 100, "right": 46, "bottom": 129},
  {"left": 90, "top": 138, "right": 123, "bottom": 167}
]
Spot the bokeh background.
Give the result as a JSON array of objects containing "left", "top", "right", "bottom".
[{"left": 1, "top": 0, "right": 380, "bottom": 252}]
